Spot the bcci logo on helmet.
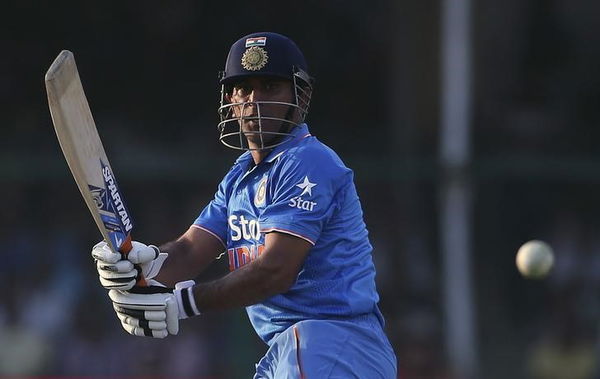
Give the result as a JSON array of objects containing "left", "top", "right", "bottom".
[{"left": 241, "top": 46, "right": 269, "bottom": 71}]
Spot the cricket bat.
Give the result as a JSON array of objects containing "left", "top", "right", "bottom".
[{"left": 45, "top": 50, "right": 146, "bottom": 286}]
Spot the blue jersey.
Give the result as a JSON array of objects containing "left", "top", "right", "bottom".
[{"left": 194, "top": 123, "right": 383, "bottom": 344}]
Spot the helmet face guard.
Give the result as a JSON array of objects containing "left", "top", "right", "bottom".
[
  {"left": 216, "top": 32, "right": 313, "bottom": 151},
  {"left": 217, "top": 69, "right": 312, "bottom": 151}
]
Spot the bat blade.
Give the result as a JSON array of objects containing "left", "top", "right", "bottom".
[{"left": 45, "top": 50, "right": 134, "bottom": 256}]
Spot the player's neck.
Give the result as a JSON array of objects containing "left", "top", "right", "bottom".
[{"left": 250, "top": 149, "right": 269, "bottom": 165}]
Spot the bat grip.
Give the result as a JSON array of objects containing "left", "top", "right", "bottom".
[{"left": 119, "top": 235, "right": 148, "bottom": 287}]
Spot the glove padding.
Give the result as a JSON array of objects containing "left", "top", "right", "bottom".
[
  {"left": 109, "top": 280, "right": 199, "bottom": 339},
  {"left": 92, "top": 240, "right": 168, "bottom": 290}
]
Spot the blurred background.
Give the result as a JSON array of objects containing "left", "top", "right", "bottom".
[{"left": 1, "top": 0, "right": 599, "bottom": 378}]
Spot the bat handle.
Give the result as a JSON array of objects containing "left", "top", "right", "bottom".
[{"left": 119, "top": 235, "right": 148, "bottom": 287}]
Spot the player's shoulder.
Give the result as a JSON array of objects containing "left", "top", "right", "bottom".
[
  {"left": 300, "top": 136, "right": 346, "bottom": 163},
  {"left": 278, "top": 136, "right": 351, "bottom": 177}
]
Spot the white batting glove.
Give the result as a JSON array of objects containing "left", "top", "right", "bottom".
[
  {"left": 108, "top": 280, "right": 201, "bottom": 338},
  {"left": 92, "top": 240, "right": 168, "bottom": 290}
]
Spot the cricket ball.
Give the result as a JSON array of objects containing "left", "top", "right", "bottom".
[{"left": 516, "top": 240, "right": 554, "bottom": 279}]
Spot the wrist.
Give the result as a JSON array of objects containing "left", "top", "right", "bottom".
[{"left": 174, "top": 280, "right": 201, "bottom": 319}]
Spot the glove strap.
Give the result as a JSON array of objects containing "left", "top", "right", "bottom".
[{"left": 174, "top": 280, "right": 201, "bottom": 319}]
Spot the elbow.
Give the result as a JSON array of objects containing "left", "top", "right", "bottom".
[
  {"left": 272, "top": 272, "right": 296, "bottom": 294},
  {"left": 257, "top": 264, "right": 297, "bottom": 296}
]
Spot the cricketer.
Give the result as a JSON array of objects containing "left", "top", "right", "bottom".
[{"left": 92, "top": 32, "right": 397, "bottom": 378}]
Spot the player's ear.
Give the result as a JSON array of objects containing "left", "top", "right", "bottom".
[
  {"left": 294, "top": 83, "right": 311, "bottom": 122},
  {"left": 298, "top": 84, "right": 311, "bottom": 105}
]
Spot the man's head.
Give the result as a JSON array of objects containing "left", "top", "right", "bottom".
[{"left": 218, "top": 32, "right": 314, "bottom": 151}]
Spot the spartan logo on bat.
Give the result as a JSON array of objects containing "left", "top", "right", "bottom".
[
  {"left": 102, "top": 165, "right": 133, "bottom": 233},
  {"left": 90, "top": 187, "right": 105, "bottom": 209}
]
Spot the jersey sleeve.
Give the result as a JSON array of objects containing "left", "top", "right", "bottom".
[
  {"left": 259, "top": 148, "right": 350, "bottom": 245},
  {"left": 192, "top": 167, "right": 236, "bottom": 246}
]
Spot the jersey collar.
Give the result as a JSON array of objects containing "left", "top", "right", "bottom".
[{"left": 264, "top": 123, "right": 311, "bottom": 163}]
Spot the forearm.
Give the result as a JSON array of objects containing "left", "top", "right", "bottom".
[
  {"left": 192, "top": 258, "right": 293, "bottom": 312},
  {"left": 156, "top": 235, "right": 222, "bottom": 287}
]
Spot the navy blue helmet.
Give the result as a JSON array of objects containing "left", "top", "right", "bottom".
[
  {"left": 217, "top": 32, "right": 314, "bottom": 151},
  {"left": 220, "top": 32, "right": 309, "bottom": 84}
]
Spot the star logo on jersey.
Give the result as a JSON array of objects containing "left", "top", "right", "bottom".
[{"left": 296, "top": 176, "right": 316, "bottom": 196}]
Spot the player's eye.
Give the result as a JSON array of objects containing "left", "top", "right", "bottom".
[{"left": 263, "top": 81, "right": 280, "bottom": 92}]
